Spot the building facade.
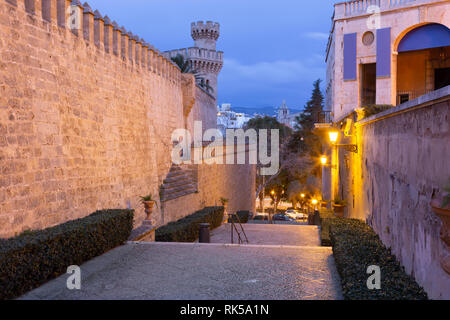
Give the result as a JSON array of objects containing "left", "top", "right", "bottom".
[
  {"left": 321, "top": 0, "right": 450, "bottom": 299},
  {"left": 276, "top": 101, "right": 301, "bottom": 128},
  {"left": 326, "top": 0, "right": 450, "bottom": 120},
  {"left": 217, "top": 104, "right": 252, "bottom": 135}
]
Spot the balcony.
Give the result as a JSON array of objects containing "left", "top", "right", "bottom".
[
  {"left": 334, "top": 0, "right": 446, "bottom": 19},
  {"left": 314, "top": 111, "right": 334, "bottom": 130}
]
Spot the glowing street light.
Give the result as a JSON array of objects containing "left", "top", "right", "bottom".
[
  {"left": 320, "top": 155, "right": 328, "bottom": 165},
  {"left": 271, "top": 190, "right": 275, "bottom": 195},
  {"left": 311, "top": 199, "right": 318, "bottom": 205},
  {"left": 301, "top": 193, "right": 305, "bottom": 198},
  {"left": 329, "top": 131, "right": 339, "bottom": 144}
]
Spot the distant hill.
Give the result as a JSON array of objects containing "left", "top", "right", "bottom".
[{"left": 232, "top": 106, "right": 303, "bottom": 117}]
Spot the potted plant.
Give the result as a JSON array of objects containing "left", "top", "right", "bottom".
[
  {"left": 332, "top": 198, "right": 347, "bottom": 218},
  {"left": 140, "top": 194, "right": 158, "bottom": 221},
  {"left": 220, "top": 197, "right": 229, "bottom": 209},
  {"left": 220, "top": 197, "right": 229, "bottom": 222},
  {"left": 430, "top": 180, "right": 450, "bottom": 274},
  {"left": 321, "top": 200, "right": 330, "bottom": 208}
]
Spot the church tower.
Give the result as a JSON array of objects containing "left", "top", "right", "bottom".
[{"left": 164, "top": 21, "right": 224, "bottom": 99}]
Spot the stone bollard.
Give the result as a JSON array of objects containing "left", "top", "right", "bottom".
[
  {"left": 313, "top": 210, "right": 321, "bottom": 226},
  {"left": 199, "top": 223, "right": 210, "bottom": 243}
]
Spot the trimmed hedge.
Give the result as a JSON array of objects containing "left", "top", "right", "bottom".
[
  {"left": 329, "top": 218, "right": 428, "bottom": 300},
  {"left": 0, "top": 209, "right": 134, "bottom": 300},
  {"left": 228, "top": 211, "right": 250, "bottom": 224},
  {"left": 156, "top": 206, "right": 224, "bottom": 242},
  {"left": 320, "top": 218, "right": 333, "bottom": 246}
]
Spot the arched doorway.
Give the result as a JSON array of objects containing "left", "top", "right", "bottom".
[{"left": 396, "top": 23, "right": 450, "bottom": 105}]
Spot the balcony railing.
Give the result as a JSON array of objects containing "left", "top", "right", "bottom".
[
  {"left": 397, "top": 89, "right": 433, "bottom": 105},
  {"left": 316, "top": 111, "right": 333, "bottom": 124},
  {"left": 335, "top": 0, "right": 444, "bottom": 19}
]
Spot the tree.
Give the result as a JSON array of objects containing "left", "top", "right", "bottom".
[
  {"left": 288, "top": 79, "right": 324, "bottom": 158},
  {"left": 171, "top": 54, "right": 214, "bottom": 93},
  {"left": 244, "top": 116, "right": 292, "bottom": 204}
]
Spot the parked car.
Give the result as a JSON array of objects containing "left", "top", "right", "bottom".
[
  {"left": 285, "top": 209, "right": 307, "bottom": 220},
  {"left": 273, "top": 214, "right": 293, "bottom": 221},
  {"left": 253, "top": 214, "right": 269, "bottom": 221}
]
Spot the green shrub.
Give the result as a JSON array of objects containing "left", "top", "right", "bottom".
[
  {"left": 320, "top": 218, "right": 333, "bottom": 247},
  {"left": 329, "top": 218, "right": 427, "bottom": 300},
  {"left": 228, "top": 211, "right": 250, "bottom": 224},
  {"left": 0, "top": 209, "right": 134, "bottom": 300},
  {"left": 156, "top": 207, "right": 224, "bottom": 242},
  {"left": 362, "top": 104, "right": 393, "bottom": 118}
]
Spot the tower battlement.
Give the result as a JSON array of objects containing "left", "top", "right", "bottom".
[
  {"left": 191, "top": 21, "right": 220, "bottom": 51},
  {"left": 191, "top": 21, "right": 220, "bottom": 41}
]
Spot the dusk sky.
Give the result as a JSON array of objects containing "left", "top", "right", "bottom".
[{"left": 88, "top": 0, "right": 339, "bottom": 112}]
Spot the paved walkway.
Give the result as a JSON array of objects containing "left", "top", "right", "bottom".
[
  {"left": 210, "top": 223, "right": 321, "bottom": 246},
  {"left": 20, "top": 224, "right": 343, "bottom": 300}
]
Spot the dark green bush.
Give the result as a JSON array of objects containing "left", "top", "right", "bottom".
[
  {"left": 156, "top": 206, "right": 224, "bottom": 242},
  {"left": 0, "top": 209, "right": 134, "bottom": 300},
  {"left": 228, "top": 211, "right": 250, "bottom": 224},
  {"left": 329, "top": 218, "right": 428, "bottom": 300},
  {"left": 320, "top": 218, "right": 333, "bottom": 246},
  {"left": 362, "top": 104, "right": 393, "bottom": 118}
]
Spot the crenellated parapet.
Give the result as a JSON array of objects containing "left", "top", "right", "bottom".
[
  {"left": 191, "top": 21, "right": 220, "bottom": 41},
  {"left": 5, "top": 0, "right": 182, "bottom": 84}
]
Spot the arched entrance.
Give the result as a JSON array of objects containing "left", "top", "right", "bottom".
[{"left": 396, "top": 23, "right": 450, "bottom": 105}]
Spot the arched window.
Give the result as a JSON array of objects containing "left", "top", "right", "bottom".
[
  {"left": 396, "top": 24, "right": 450, "bottom": 105},
  {"left": 398, "top": 23, "right": 450, "bottom": 53}
]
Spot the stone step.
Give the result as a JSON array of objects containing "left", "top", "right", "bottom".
[
  {"left": 165, "top": 170, "right": 187, "bottom": 179},
  {"left": 162, "top": 189, "right": 197, "bottom": 202},
  {"left": 162, "top": 179, "right": 194, "bottom": 190},
  {"left": 161, "top": 184, "right": 197, "bottom": 196},
  {"left": 163, "top": 173, "right": 193, "bottom": 184},
  {"left": 169, "top": 165, "right": 182, "bottom": 172}
]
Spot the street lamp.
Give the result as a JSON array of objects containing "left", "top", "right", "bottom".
[
  {"left": 301, "top": 193, "right": 305, "bottom": 198},
  {"left": 320, "top": 155, "right": 328, "bottom": 165},
  {"left": 329, "top": 131, "right": 339, "bottom": 144},
  {"left": 328, "top": 130, "right": 358, "bottom": 153}
]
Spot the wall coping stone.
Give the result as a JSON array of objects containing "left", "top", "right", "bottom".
[{"left": 355, "top": 85, "right": 450, "bottom": 127}]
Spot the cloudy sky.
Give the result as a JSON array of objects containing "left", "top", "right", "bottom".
[{"left": 88, "top": 0, "right": 338, "bottom": 112}]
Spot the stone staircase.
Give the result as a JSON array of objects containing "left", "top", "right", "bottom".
[{"left": 160, "top": 165, "right": 198, "bottom": 202}]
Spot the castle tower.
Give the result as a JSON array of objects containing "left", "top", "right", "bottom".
[
  {"left": 191, "top": 21, "right": 220, "bottom": 50},
  {"left": 164, "top": 21, "right": 224, "bottom": 99},
  {"left": 277, "top": 100, "right": 290, "bottom": 124}
]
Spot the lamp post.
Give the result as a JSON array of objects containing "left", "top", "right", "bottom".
[
  {"left": 270, "top": 190, "right": 276, "bottom": 224},
  {"left": 328, "top": 131, "right": 358, "bottom": 153}
]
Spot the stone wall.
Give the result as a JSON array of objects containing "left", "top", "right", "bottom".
[
  {"left": 0, "top": 0, "right": 255, "bottom": 238},
  {"left": 342, "top": 87, "right": 450, "bottom": 299}
]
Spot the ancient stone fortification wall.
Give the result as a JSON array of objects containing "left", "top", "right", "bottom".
[
  {"left": 347, "top": 88, "right": 450, "bottom": 299},
  {"left": 0, "top": 1, "right": 255, "bottom": 237}
]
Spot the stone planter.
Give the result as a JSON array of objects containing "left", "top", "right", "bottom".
[
  {"left": 142, "top": 201, "right": 156, "bottom": 221},
  {"left": 431, "top": 197, "right": 450, "bottom": 274},
  {"left": 333, "top": 204, "right": 346, "bottom": 218}
]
